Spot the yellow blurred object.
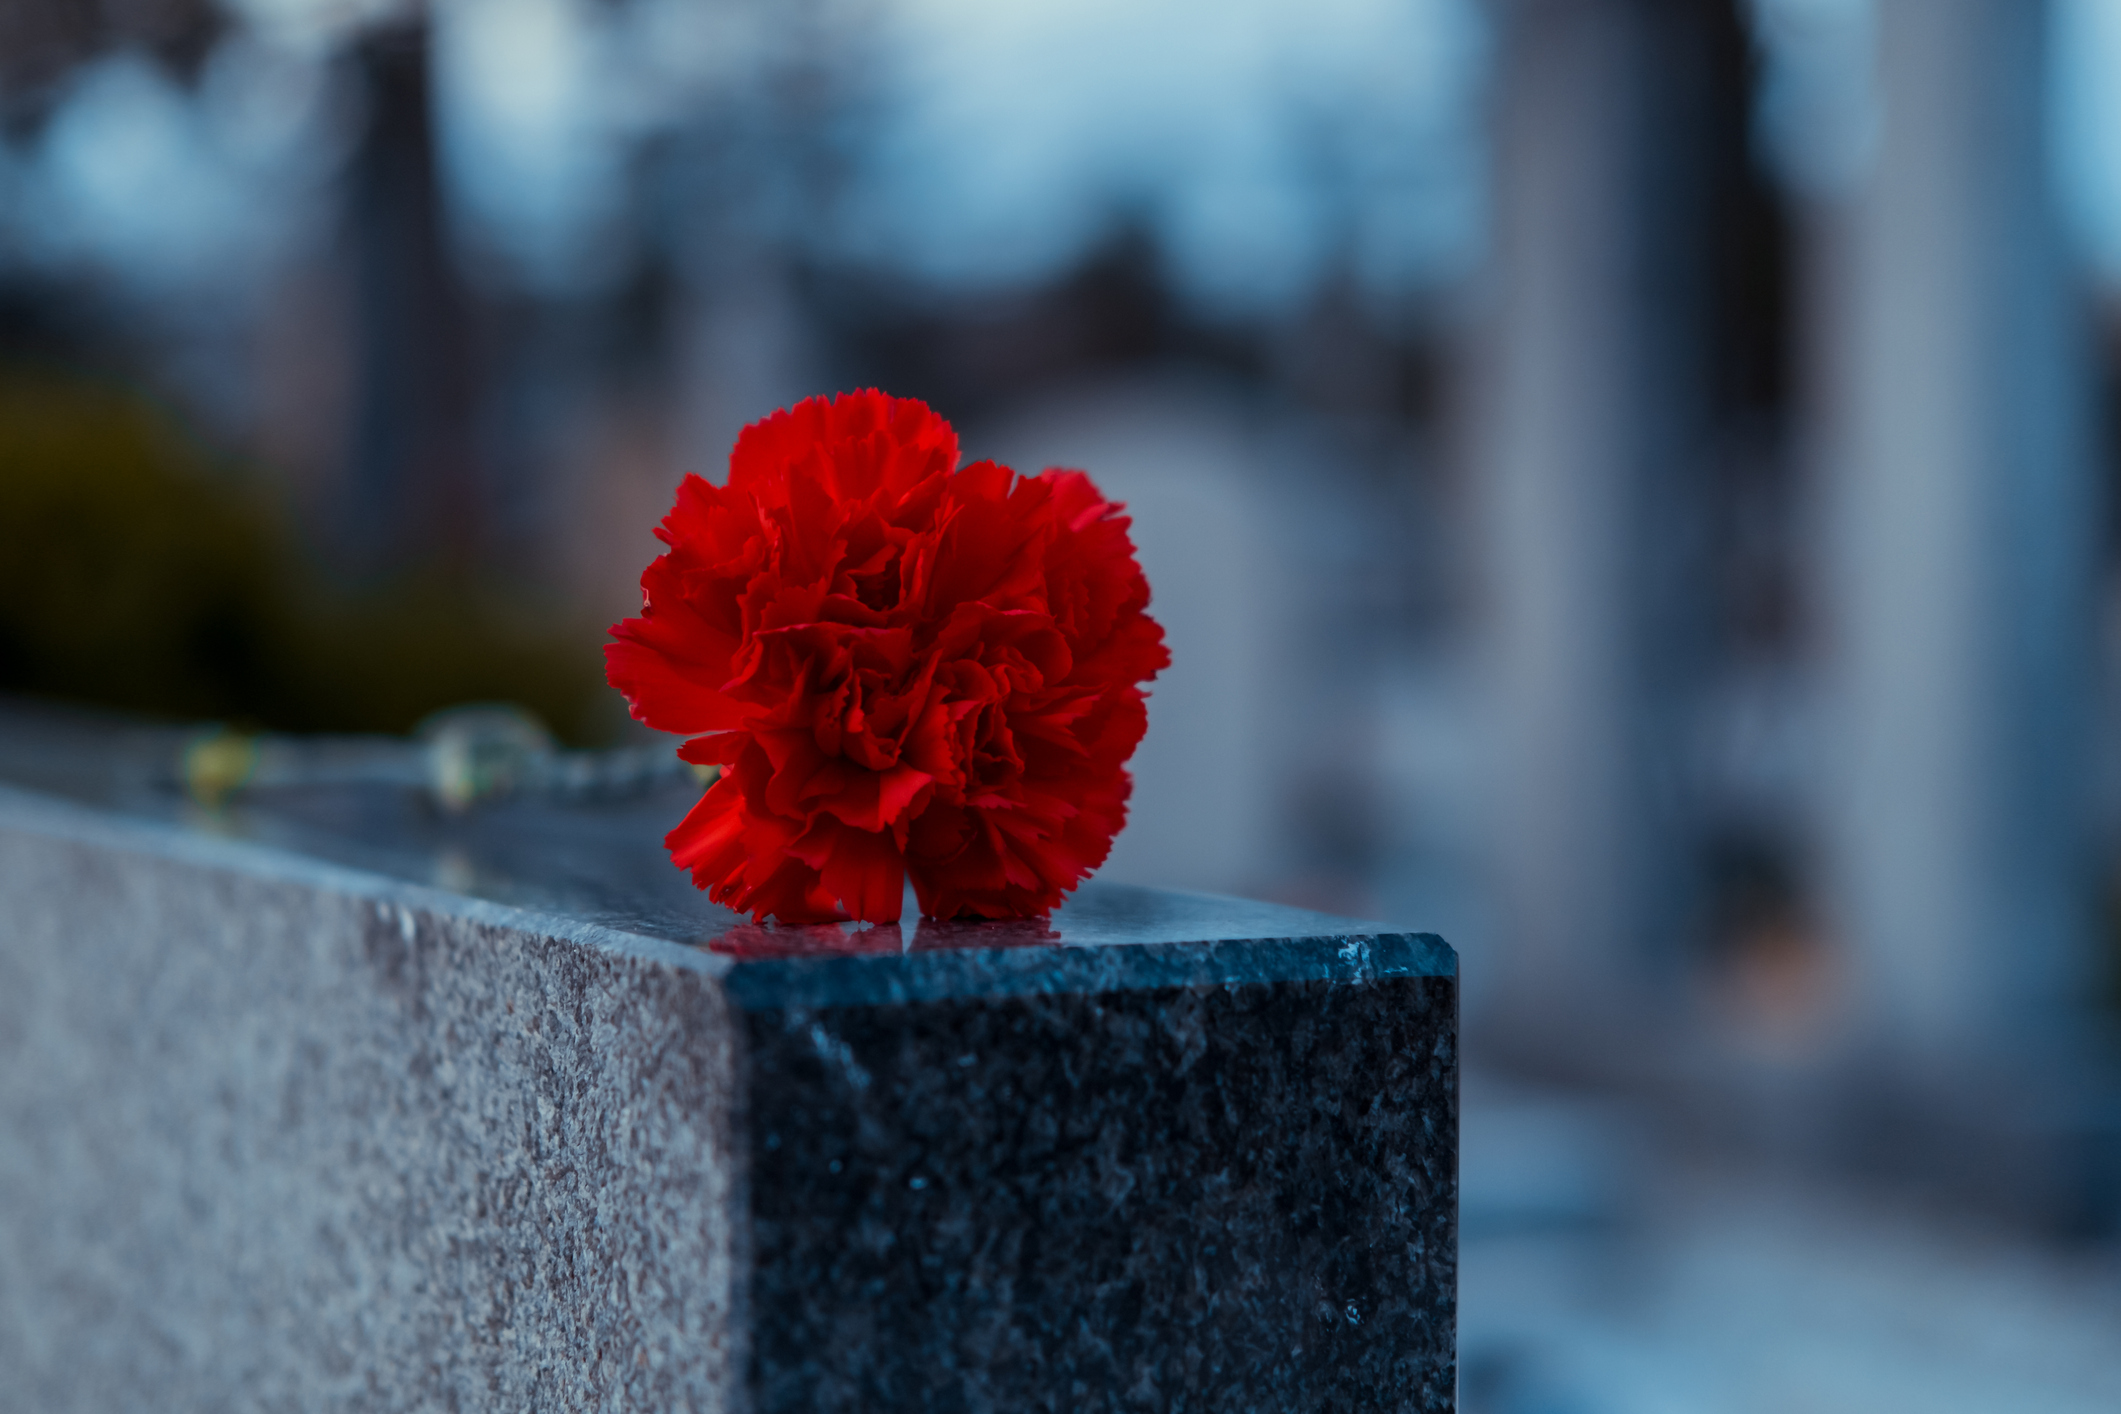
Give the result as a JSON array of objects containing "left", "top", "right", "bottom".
[{"left": 181, "top": 729, "right": 260, "bottom": 809}]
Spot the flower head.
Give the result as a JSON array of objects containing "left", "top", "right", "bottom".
[{"left": 607, "top": 389, "right": 1167, "bottom": 923}]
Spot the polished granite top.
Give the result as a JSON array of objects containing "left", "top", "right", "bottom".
[{"left": 0, "top": 698, "right": 1452, "bottom": 1005}]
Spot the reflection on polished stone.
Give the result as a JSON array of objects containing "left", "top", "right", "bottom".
[{"left": 710, "top": 911, "right": 1063, "bottom": 960}]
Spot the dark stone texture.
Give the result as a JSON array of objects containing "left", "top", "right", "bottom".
[
  {"left": 0, "top": 701, "right": 1457, "bottom": 1411},
  {"left": 745, "top": 978, "right": 1456, "bottom": 1412}
]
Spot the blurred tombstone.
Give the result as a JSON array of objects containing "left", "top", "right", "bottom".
[
  {"left": 1810, "top": 0, "right": 2101, "bottom": 1096},
  {"left": 674, "top": 259, "right": 822, "bottom": 489},
  {"left": 338, "top": 21, "right": 484, "bottom": 575},
  {"left": 975, "top": 379, "right": 1286, "bottom": 900},
  {"left": 1465, "top": 0, "right": 1733, "bottom": 1070}
]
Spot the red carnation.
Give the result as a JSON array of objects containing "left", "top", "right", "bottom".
[{"left": 606, "top": 390, "right": 1168, "bottom": 924}]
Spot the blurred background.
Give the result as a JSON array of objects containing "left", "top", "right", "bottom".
[{"left": 6, "top": 0, "right": 2121, "bottom": 1405}]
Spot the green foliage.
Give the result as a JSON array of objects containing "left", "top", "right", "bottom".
[{"left": 0, "top": 369, "right": 609, "bottom": 744}]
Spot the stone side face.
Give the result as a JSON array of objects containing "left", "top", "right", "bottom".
[
  {"left": 0, "top": 825, "right": 744, "bottom": 1413},
  {"left": 742, "top": 975, "right": 1458, "bottom": 1413}
]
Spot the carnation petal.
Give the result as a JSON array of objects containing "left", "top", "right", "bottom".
[
  {"left": 604, "top": 634, "right": 746, "bottom": 735},
  {"left": 816, "top": 762, "right": 933, "bottom": 834},
  {"left": 789, "top": 816, "right": 906, "bottom": 923},
  {"left": 676, "top": 733, "right": 745, "bottom": 766},
  {"left": 665, "top": 781, "right": 748, "bottom": 888}
]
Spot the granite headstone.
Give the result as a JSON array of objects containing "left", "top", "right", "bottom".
[{"left": 0, "top": 705, "right": 1456, "bottom": 1411}]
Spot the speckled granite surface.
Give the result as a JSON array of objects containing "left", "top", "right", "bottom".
[
  {"left": 0, "top": 724, "right": 1456, "bottom": 1412},
  {"left": 746, "top": 977, "right": 1455, "bottom": 1412},
  {"left": 0, "top": 810, "right": 746, "bottom": 1412}
]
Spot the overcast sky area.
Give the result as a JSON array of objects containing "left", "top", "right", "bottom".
[
  {"left": 10, "top": 0, "right": 2121, "bottom": 316},
  {"left": 7, "top": 0, "right": 1482, "bottom": 318}
]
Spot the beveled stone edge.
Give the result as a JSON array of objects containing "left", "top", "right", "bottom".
[
  {"left": 0, "top": 782, "right": 1457, "bottom": 1010},
  {"left": 722, "top": 930, "right": 1455, "bottom": 1011}
]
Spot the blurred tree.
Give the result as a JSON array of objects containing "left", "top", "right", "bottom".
[
  {"left": 0, "top": 368, "right": 609, "bottom": 742},
  {"left": 0, "top": 0, "right": 222, "bottom": 122}
]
